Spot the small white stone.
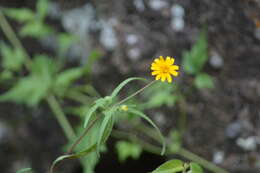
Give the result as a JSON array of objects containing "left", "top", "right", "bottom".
[
  {"left": 236, "top": 136, "right": 257, "bottom": 151},
  {"left": 209, "top": 51, "right": 224, "bottom": 69},
  {"left": 149, "top": 0, "right": 168, "bottom": 11},
  {"left": 100, "top": 21, "right": 118, "bottom": 50},
  {"left": 127, "top": 48, "right": 141, "bottom": 60},
  {"left": 171, "top": 18, "right": 184, "bottom": 31},
  {"left": 171, "top": 4, "right": 185, "bottom": 17},
  {"left": 213, "top": 151, "right": 224, "bottom": 164},
  {"left": 126, "top": 34, "right": 139, "bottom": 45},
  {"left": 134, "top": 0, "right": 145, "bottom": 11}
]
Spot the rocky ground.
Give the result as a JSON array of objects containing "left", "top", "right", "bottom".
[{"left": 0, "top": 0, "right": 260, "bottom": 173}]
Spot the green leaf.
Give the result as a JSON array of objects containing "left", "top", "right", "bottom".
[
  {"left": 0, "top": 43, "right": 25, "bottom": 71},
  {"left": 128, "top": 108, "right": 166, "bottom": 155},
  {"left": 182, "top": 31, "right": 208, "bottom": 74},
  {"left": 36, "top": 0, "right": 49, "bottom": 20},
  {"left": 58, "top": 33, "right": 77, "bottom": 55},
  {"left": 110, "top": 77, "right": 146, "bottom": 98},
  {"left": 16, "top": 168, "right": 33, "bottom": 173},
  {"left": 50, "top": 144, "right": 96, "bottom": 173},
  {"left": 116, "top": 141, "right": 142, "bottom": 162},
  {"left": 54, "top": 67, "right": 83, "bottom": 96},
  {"left": 19, "top": 21, "right": 53, "bottom": 38},
  {"left": 0, "top": 56, "right": 56, "bottom": 106},
  {"left": 194, "top": 73, "right": 214, "bottom": 89},
  {"left": 84, "top": 104, "right": 99, "bottom": 128},
  {"left": 142, "top": 82, "right": 178, "bottom": 109},
  {"left": 152, "top": 160, "right": 184, "bottom": 173},
  {"left": 4, "top": 8, "right": 35, "bottom": 22},
  {"left": 189, "top": 162, "right": 203, "bottom": 173},
  {"left": 96, "top": 107, "right": 117, "bottom": 153}
]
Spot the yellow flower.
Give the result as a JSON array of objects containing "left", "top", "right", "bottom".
[
  {"left": 120, "top": 105, "right": 128, "bottom": 111},
  {"left": 151, "top": 56, "right": 179, "bottom": 83}
]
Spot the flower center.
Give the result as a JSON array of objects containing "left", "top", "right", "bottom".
[{"left": 160, "top": 65, "right": 170, "bottom": 73}]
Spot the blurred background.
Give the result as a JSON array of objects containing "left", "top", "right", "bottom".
[{"left": 0, "top": 0, "right": 260, "bottom": 173}]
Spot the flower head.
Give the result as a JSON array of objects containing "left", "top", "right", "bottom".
[
  {"left": 120, "top": 105, "right": 129, "bottom": 111},
  {"left": 151, "top": 56, "right": 179, "bottom": 83}
]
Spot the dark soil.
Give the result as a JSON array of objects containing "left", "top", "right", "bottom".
[{"left": 1, "top": 0, "right": 260, "bottom": 173}]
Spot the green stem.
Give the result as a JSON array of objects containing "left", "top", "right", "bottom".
[
  {"left": 66, "top": 116, "right": 100, "bottom": 154},
  {"left": 67, "top": 80, "right": 157, "bottom": 153},
  {"left": 0, "top": 10, "right": 76, "bottom": 142},
  {"left": 114, "top": 80, "right": 157, "bottom": 106},
  {"left": 47, "top": 95, "right": 76, "bottom": 141},
  {"left": 113, "top": 128, "right": 230, "bottom": 173},
  {"left": 0, "top": 9, "right": 32, "bottom": 68},
  {"left": 178, "top": 148, "right": 229, "bottom": 173}
]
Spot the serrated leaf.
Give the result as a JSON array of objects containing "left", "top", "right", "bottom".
[
  {"left": 19, "top": 21, "right": 53, "bottom": 38},
  {"left": 152, "top": 160, "right": 184, "bottom": 173},
  {"left": 0, "top": 56, "right": 56, "bottom": 106},
  {"left": 189, "top": 163, "right": 203, "bottom": 173},
  {"left": 182, "top": 32, "right": 208, "bottom": 74},
  {"left": 36, "top": 0, "right": 49, "bottom": 20},
  {"left": 16, "top": 168, "right": 33, "bottom": 173},
  {"left": 194, "top": 73, "right": 214, "bottom": 89},
  {"left": 4, "top": 8, "right": 35, "bottom": 22},
  {"left": 54, "top": 67, "right": 83, "bottom": 96},
  {"left": 110, "top": 77, "right": 146, "bottom": 98},
  {"left": 96, "top": 107, "right": 117, "bottom": 153},
  {"left": 116, "top": 141, "right": 142, "bottom": 162},
  {"left": 0, "top": 43, "right": 25, "bottom": 71},
  {"left": 128, "top": 108, "right": 166, "bottom": 155}
]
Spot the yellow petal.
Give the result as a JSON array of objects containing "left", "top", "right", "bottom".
[
  {"left": 170, "top": 71, "right": 179, "bottom": 76},
  {"left": 166, "top": 74, "right": 172, "bottom": 83},
  {"left": 151, "top": 66, "right": 159, "bottom": 70},
  {"left": 152, "top": 71, "right": 160, "bottom": 75},
  {"left": 170, "top": 65, "right": 179, "bottom": 70},
  {"left": 155, "top": 74, "right": 161, "bottom": 80},
  {"left": 161, "top": 74, "right": 166, "bottom": 82}
]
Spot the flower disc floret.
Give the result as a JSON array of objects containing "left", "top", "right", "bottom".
[{"left": 151, "top": 56, "right": 179, "bottom": 83}]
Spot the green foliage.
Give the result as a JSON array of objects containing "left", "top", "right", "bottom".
[
  {"left": 128, "top": 108, "right": 166, "bottom": 155},
  {"left": 57, "top": 33, "right": 77, "bottom": 56},
  {"left": 0, "top": 55, "right": 85, "bottom": 106},
  {"left": 54, "top": 67, "right": 83, "bottom": 96},
  {"left": 152, "top": 160, "right": 204, "bottom": 173},
  {"left": 36, "top": 0, "right": 49, "bottom": 20},
  {"left": 50, "top": 144, "right": 97, "bottom": 173},
  {"left": 152, "top": 160, "right": 184, "bottom": 173},
  {"left": 16, "top": 168, "right": 33, "bottom": 173},
  {"left": 168, "top": 130, "right": 182, "bottom": 153},
  {"left": 4, "top": 8, "right": 35, "bottom": 22},
  {"left": 0, "top": 55, "right": 56, "bottom": 106},
  {"left": 182, "top": 31, "right": 208, "bottom": 75},
  {"left": 84, "top": 77, "right": 145, "bottom": 132},
  {"left": 0, "top": 43, "right": 25, "bottom": 71},
  {"left": 194, "top": 73, "right": 214, "bottom": 89},
  {"left": 96, "top": 107, "right": 117, "bottom": 153},
  {"left": 110, "top": 77, "right": 146, "bottom": 98},
  {"left": 116, "top": 141, "right": 142, "bottom": 162},
  {"left": 4, "top": 0, "right": 52, "bottom": 38},
  {"left": 142, "top": 82, "right": 179, "bottom": 109},
  {"left": 19, "top": 21, "right": 53, "bottom": 38},
  {"left": 190, "top": 162, "right": 204, "bottom": 173}
]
